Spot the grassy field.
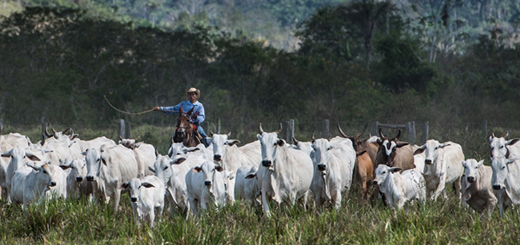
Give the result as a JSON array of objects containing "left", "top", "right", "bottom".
[
  {"left": 1, "top": 188, "right": 520, "bottom": 244},
  {"left": 1, "top": 124, "right": 519, "bottom": 244}
]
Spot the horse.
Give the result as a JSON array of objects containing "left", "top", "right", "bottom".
[{"left": 173, "top": 106, "right": 203, "bottom": 147}]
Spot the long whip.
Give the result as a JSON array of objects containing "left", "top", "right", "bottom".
[{"left": 103, "top": 95, "right": 155, "bottom": 115}]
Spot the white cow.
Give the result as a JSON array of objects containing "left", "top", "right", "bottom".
[
  {"left": 149, "top": 153, "right": 203, "bottom": 215},
  {"left": 59, "top": 158, "right": 92, "bottom": 199},
  {"left": 461, "top": 159, "right": 497, "bottom": 214},
  {"left": 257, "top": 125, "right": 314, "bottom": 216},
  {"left": 10, "top": 163, "right": 64, "bottom": 208},
  {"left": 373, "top": 164, "right": 426, "bottom": 210},
  {"left": 489, "top": 133, "right": 520, "bottom": 158},
  {"left": 84, "top": 144, "right": 139, "bottom": 212},
  {"left": 235, "top": 165, "right": 260, "bottom": 206},
  {"left": 121, "top": 176, "right": 166, "bottom": 227},
  {"left": 211, "top": 133, "right": 261, "bottom": 204},
  {"left": 119, "top": 137, "right": 156, "bottom": 177},
  {"left": 2, "top": 146, "right": 43, "bottom": 203},
  {"left": 414, "top": 140, "right": 464, "bottom": 201},
  {"left": 310, "top": 138, "right": 356, "bottom": 209},
  {"left": 185, "top": 160, "right": 232, "bottom": 216},
  {"left": 491, "top": 155, "right": 520, "bottom": 217}
]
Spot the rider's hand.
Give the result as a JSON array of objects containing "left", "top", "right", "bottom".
[
  {"left": 153, "top": 106, "right": 161, "bottom": 111},
  {"left": 191, "top": 111, "right": 199, "bottom": 120}
]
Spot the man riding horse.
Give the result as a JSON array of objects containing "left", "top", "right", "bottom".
[{"left": 153, "top": 87, "right": 209, "bottom": 147}]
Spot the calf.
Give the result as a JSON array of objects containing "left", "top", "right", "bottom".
[
  {"left": 59, "top": 158, "right": 92, "bottom": 199},
  {"left": 461, "top": 159, "right": 497, "bottom": 214},
  {"left": 121, "top": 176, "right": 166, "bottom": 227},
  {"left": 185, "top": 160, "right": 232, "bottom": 216},
  {"left": 2, "top": 146, "right": 43, "bottom": 203},
  {"left": 235, "top": 165, "right": 260, "bottom": 206},
  {"left": 491, "top": 155, "right": 520, "bottom": 217},
  {"left": 373, "top": 164, "right": 426, "bottom": 210}
]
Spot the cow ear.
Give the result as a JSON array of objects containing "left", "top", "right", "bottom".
[
  {"left": 245, "top": 173, "right": 256, "bottom": 179},
  {"left": 141, "top": 182, "right": 155, "bottom": 188},
  {"left": 1, "top": 149, "right": 13, "bottom": 158},
  {"left": 389, "top": 167, "right": 402, "bottom": 173},
  {"left": 101, "top": 157, "right": 108, "bottom": 165},
  {"left": 26, "top": 153, "right": 41, "bottom": 162},
  {"left": 60, "top": 165, "right": 71, "bottom": 170},
  {"left": 277, "top": 139, "right": 285, "bottom": 147},
  {"left": 193, "top": 167, "right": 202, "bottom": 172},
  {"left": 148, "top": 166, "right": 156, "bottom": 173},
  {"left": 226, "top": 140, "right": 240, "bottom": 146},
  {"left": 173, "top": 157, "right": 186, "bottom": 165},
  {"left": 120, "top": 182, "right": 129, "bottom": 190},
  {"left": 215, "top": 166, "right": 224, "bottom": 172},
  {"left": 507, "top": 138, "right": 520, "bottom": 146},
  {"left": 414, "top": 146, "right": 426, "bottom": 155},
  {"left": 461, "top": 161, "right": 467, "bottom": 168},
  {"left": 396, "top": 142, "right": 409, "bottom": 148},
  {"left": 439, "top": 143, "right": 451, "bottom": 149},
  {"left": 477, "top": 160, "right": 484, "bottom": 167}
]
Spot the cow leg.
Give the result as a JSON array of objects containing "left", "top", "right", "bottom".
[
  {"left": 453, "top": 178, "right": 462, "bottom": 203},
  {"left": 262, "top": 190, "right": 271, "bottom": 217},
  {"left": 149, "top": 210, "right": 155, "bottom": 228},
  {"left": 113, "top": 190, "right": 121, "bottom": 212},
  {"left": 227, "top": 179, "right": 236, "bottom": 205}
]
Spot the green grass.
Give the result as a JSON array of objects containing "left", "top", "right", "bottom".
[{"left": 1, "top": 190, "right": 520, "bottom": 244}]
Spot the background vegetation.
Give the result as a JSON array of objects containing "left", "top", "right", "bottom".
[{"left": 1, "top": 1, "right": 520, "bottom": 243}]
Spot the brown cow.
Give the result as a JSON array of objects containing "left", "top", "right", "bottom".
[
  {"left": 374, "top": 129, "right": 415, "bottom": 170},
  {"left": 338, "top": 124, "right": 376, "bottom": 199}
]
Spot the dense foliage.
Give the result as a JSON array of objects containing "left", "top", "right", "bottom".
[{"left": 0, "top": 1, "right": 519, "bottom": 142}]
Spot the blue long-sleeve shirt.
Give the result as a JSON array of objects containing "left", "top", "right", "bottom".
[{"left": 159, "top": 100, "right": 205, "bottom": 124}]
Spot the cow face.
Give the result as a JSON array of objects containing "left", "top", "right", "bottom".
[
  {"left": 312, "top": 139, "right": 332, "bottom": 174},
  {"left": 489, "top": 135, "right": 520, "bottom": 158},
  {"left": 84, "top": 148, "right": 103, "bottom": 182},
  {"left": 257, "top": 132, "right": 284, "bottom": 170},
  {"left": 211, "top": 133, "right": 239, "bottom": 162},
  {"left": 28, "top": 163, "right": 57, "bottom": 187},
  {"left": 462, "top": 159, "right": 483, "bottom": 184},
  {"left": 152, "top": 155, "right": 175, "bottom": 187},
  {"left": 373, "top": 164, "right": 402, "bottom": 186},
  {"left": 60, "top": 158, "right": 87, "bottom": 182},
  {"left": 414, "top": 140, "right": 450, "bottom": 165},
  {"left": 193, "top": 160, "right": 229, "bottom": 207},
  {"left": 491, "top": 155, "right": 517, "bottom": 190}
]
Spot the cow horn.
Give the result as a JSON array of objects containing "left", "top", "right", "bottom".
[
  {"left": 292, "top": 137, "right": 299, "bottom": 146},
  {"left": 44, "top": 127, "right": 52, "bottom": 138},
  {"left": 227, "top": 132, "right": 232, "bottom": 137},
  {"left": 259, "top": 123, "right": 264, "bottom": 134},
  {"left": 356, "top": 123, "right": 368, "bottom": 139},
  {"left": 62, "top": 128, "right": 72, "bottom": 135},
  {"left": 171, "top": 136, "right": 174, "bottom": 144},
  {"left": 395, "top": 130, "right": 401, "bottom": 139},
  {"left": 505, "top": 132, "right": 509, "bottom": 139},
  {"left": 311, "top": 132, "right": 316, "bottom": 141},
  {"left": 275, "top": 123, "right": 283, "bottom": 134},
  {"left": 52, "top": 128, "right": 58, "bottom": 139},
  {"left": 135, "top": 136, "right": 141, "bottom": 141},
  {"left": 378, "top": 128, "right": 385, "bottom": 139},
  {"left": 337, "top": 124, "right": 348, "bottom": 138}
]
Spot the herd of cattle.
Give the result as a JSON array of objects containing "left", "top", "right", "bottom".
[{"left": 0, "top": 125, "right": 519, "bottom": 227}]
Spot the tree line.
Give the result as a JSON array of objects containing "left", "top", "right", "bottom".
[{"left": 0, "top": 3, "right": 519, "bottom": 140}]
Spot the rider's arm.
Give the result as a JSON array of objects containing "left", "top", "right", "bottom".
[{"left": 193, "top": 103, "right": 205, "bottom": 124}]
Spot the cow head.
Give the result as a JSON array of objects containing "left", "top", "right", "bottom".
[
  {"left": 491, "top": 155, "right": 518, "bottom": 190},
  {"left": 413, "top": 140, "right": 450, "bottom": 165},
  {"left": 121, "top": 178, "right": 156, "bottom": 203},
  {"left": 211, "top": 133, "right": 239, "bottom": 163},
  {"left": 312, "top": 138, "right": 333, "bottom": 175},
  {"left": 151, "top": 154, "right": 176, "bottom": 188},
  {"left": 60, "top": 158, "right": 87, "bottom": 182},
  {"left": 257, "top": 123, "right": 283, "bottom": 170},
  {"left": 192, "top": 160, "right": 230, "bottom": 207},
  {"left": 489, "top": 133, "right": 520, "bottom": 159},
  {"left": 373, "top": 164, "right": 402, "bottom": 186},
  {"left": 462, "top": 159, "right": 483, "bottom": 184},
  {"left": 377, "top": 129, "right": 408, "bottom": 166},
  {"left": 84, "top": 147, "right": 103, "bottom": 182},
  {"left": 28, "top": 162, "right": 57, "bottom": 187},
  {"left": 338, "top": 123, "right": 367, "bottom": 151}
]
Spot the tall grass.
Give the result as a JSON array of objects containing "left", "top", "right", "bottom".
[{"left": 1, "top": 190, "right": 520, "bottom": 244}]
